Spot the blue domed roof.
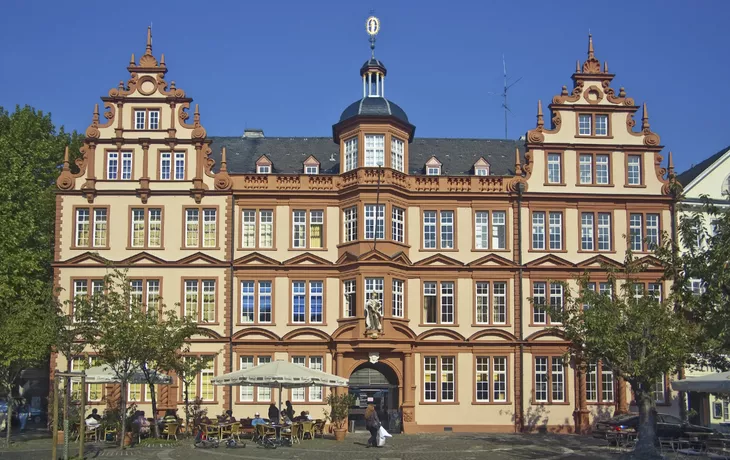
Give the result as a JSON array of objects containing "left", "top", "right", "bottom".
[{"left": 339, "top": 97, "right": 409, "bottom": 124}]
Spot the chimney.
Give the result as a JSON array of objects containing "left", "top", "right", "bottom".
[{"left": 243, "top": 128, "right": 265, "bottom": 139}]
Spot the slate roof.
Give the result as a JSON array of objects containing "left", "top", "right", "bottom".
[
  {"left": 339, "top": 97, "right": 409, "bottom": 123},
  {"left": 209, "top": 136, "right": 526, "bottom": 176},
  {"left": 677, "top": 144, "right": 730, "bottom": 188}
]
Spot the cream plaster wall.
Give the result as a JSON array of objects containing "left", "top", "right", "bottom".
[{"left": 521, "top": 351, "right": 577, "bottom": 431}]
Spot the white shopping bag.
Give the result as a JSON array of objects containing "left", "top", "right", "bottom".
[{"left": 377, "top": 425, "right": 392, "bottom": 446}]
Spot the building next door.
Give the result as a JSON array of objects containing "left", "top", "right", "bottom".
[{"left": 348, "top": 362, "right": 400, "bottom": 432}]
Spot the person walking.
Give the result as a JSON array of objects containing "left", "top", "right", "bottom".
[{"left": 364, "top": 404, "right": 380, "bottom": 448}]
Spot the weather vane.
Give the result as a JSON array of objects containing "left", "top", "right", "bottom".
[{"left": 366, "top": 14, "right": 380, "bottom": 58}]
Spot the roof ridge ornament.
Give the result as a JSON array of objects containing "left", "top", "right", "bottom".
[
  {"left": 137, "top": 25, "right": 159, "bottom": 68},
  {"left": 366, "top": 14, "right": 380, "bottom": 59},
  {"left": 581, "top": 33, "right": 602, "bottom": 74}
]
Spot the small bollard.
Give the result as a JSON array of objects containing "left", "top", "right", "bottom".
[{"left": 349, "top": 420, "right": 355, "bottom": 432}]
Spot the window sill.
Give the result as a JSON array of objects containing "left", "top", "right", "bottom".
[
  {"left": 238, "top": 247, "right": 277, "bottom": 251},
  {"left": 574, "top": 135, "right": 614, "bottom": 140},
  {"left": 575, "top": 183, "right": 615, "bottom": 187},
  {"left": 195, "top": 322, "right": 220, "bottom": 326},
  {"left": 471, "top": 248, "right": 510, "bottom": 253},
  {"left": 587, "top": 402, "right": 615, "bottom": 406},
  {"left": 471, "top": 323, "right": 511, "bottom": 328},
  {"left": 532, "top": 401, "right": 570, "bottom": 406},
  {"left": 236, "top": 322, "right": 276, "bottom": 327},
  {"left": 471, "top": 401, "right": 511, "bottom": 406},
  {"left": 288, "top": 247, "right": 327, "bottom": 252},
  {"left": 126, "top": 246, "right": 165, "bottom": 250},
  {"left": 624, "top": 184, "right": 647, "bottom": 188},
  {"left": 181, "top": 246, "right": 221, "bottom": 251},
  {"left": 419, "top": 323, "right": 460, "bottom": 328},
  {"left": 543, "top": 182, "right": 567, "bottom": 187},
  {"left": 577, "top": 250, "right": 617, "bottom": 254},
  {"left": 527, "top": 249, "right": 567, "bottom": 253},
  {"left": 71, "top": 246, "right": 111, "bottom": 251},
  {"left": 528, "top": 322, "right": 562, "bottom": 328},
  {"left": 419, "top": 401, "right": 460, "bottom": 405},
  {"left": 287, "top": 322, "right": 327, "bottom": 327},
  {"left": 235, "top": 401, "right": 275, "bottom": 405},
  {"left": 420, "top": 248, "right": 459, "bottom": 252}
]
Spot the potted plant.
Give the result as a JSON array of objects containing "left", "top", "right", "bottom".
[
  {"left": 123, "top": 403, "right": 138, "bottom": 447},
  {"left": 324, "top": 393, "right": 357, "bottom": 441}
]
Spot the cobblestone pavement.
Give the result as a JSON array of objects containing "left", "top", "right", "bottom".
[{"left": 0, "top": 431, "right": 622, "bottom": 459}]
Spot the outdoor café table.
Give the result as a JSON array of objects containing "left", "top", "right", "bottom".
[{"left": 203, "top": 423, "right": 224, "bottom": 440}]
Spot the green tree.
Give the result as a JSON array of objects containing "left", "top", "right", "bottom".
[
  {"left": 172, "top": 355, "right": 211, "bottom": 434},
  {"left": 134, "top": 306, "right": 198, "bottom": 438},
  {"left": 547, "top": 253, "right": 694, "bottom": 459},
  {"left": 0, "top": 105, "right": 82, "bottom": 446}
]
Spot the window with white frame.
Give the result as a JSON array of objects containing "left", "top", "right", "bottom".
[
  {"left": 305, "top": 165, "right": 319, "bottom": 174},
  {"left": 257, "top": 356, "right": 272, "bottom": 400},
  {"left": 134, "top": 109, "right": 160, "bottom": 130},
  {"left": 309, "top": 357, "right": 323, "bottom": 401},
  {"left": 690, "top": 279, "right": 705, "bottom": 296},
  {"left": 423, "top": 281, "right": 454, "bottom": 324},
  {"left": 440, "top": 210, "right": 454, "bottom": 249},
  {"left": 493, "top": 211, "right": 506, "bottom": 249},
  {"left": 174, "top": 152, "right": 185, "bottom": 180},
  {"left": 239, "top": 356, "right": 254, "bottom": 401},
  {"left": 364, "top": 204, "right": 385, "bottom": 240},
  {"left": 627, "top": 155, "right": 642, "bottom": 185},
  {"left": 653, "top": 374, "right": 666, "bottom": 403},
  {"left": 475, "top": 212, "right": 489, "bottom": 249},
  {"left": 586, "top": 362, "right": 614, "bottom": 403},
  {"left": 130, "top": 208, "right": 162, "bottom": 248},
  {"left": 441, "top": 357, "right": 455, "bottom": 401},
  {"left": 391, "top": 137, "right": 405, "bottom": 172},
  {"left": 596, "top": 154, "right": 610, "bottom": 184},
  {"left": 292, "top": 210, "right": 324, "bottom": 249},
  {"left": 200, "top": 359, "right": 215, "bottom": 401},
  {"left": 475, "top": 281, "right": 507, "bottom": 325},
  {"left": 422, "top": 356, "right": 457, "bottom": 403},
  {"left": 257, "top": 164, "right": 271, "bottom": 174},
  {"left": 534, "top": 356, "right": 564, "bottom": 403},
  {"left": 292, "top": 281, "right": 324, "bottom": 324},
  {"left": 476, "top": 356, "right": 507, "bottom": 402},
  {"left": 426, "top": 166, "right": 441, "bottom": 176},
  {"left": 533, "top": 211, "right": 564, "bottom": 250},
  {"left": 579, "top": 154, "right": 592, "bottom": 184},
  {"left": 107, "top": 152, "right": 118, "bottom": 180},
  {"left": 135, "top": 110, "right": 146, "bottom": 130},
  {"left": 291, "top": 356, "right": 307, "bottom": 401},
  {"left": 579, "top": 154, "right": 610, "bottom": 185},
  {"left": 184, "top": 280, "right": 216, "bottom": 323},
  {"left": 344, "top": 207, "right": 357, "bottom": 243},
  {"left": 532, "top": 212, "right": 545, "bottom": 249},
  {"left": 240, "top": 280, "right": 272, "bottom": 324},
  {"left": 344, "top": 137, "right": 358, "bottom": 172},
  {"left": 424, "top": 357, "right": 438, "bottom": 402},
  {"left": 160, "top": 152, "right": 171, "bottom": 180},
  {"left": 184, "top": 208, "right": 217, "bottom": 248},
  {"left": 475, "top": 166, "right": 488, "bottom": 176},
  {"left": 148, "top": 110, "right": 159, "bottom": 129},
  {"left": 392, "top": 279, "right": 404, "bottom": 318},
  {"left": 532, "top": 282, "right": 563, "bottom": 324},
  {"left": 629, "top": 213, "right": 660, "bottom": 252},
  {"left": 423, "top": 211, "right": 437, "bottom": 249},
  {"left": 547, "top": 153, "right": 562, "bottom": 184},
  {"left": 106, "top": 152, "right": 132, "bottom": 180},
  {"left": 365, "top": 278, "right": 384, "bottom": 311},
  {"left": 578, "top": 114, "right": 592, "bottom": 135},
  {"left": 241, "top": 209, "right": 274, "bottom": 249},
  {"left": 344, "top": 280, "right": 356, "bottom": 318},
  {"left": 595, "top": 114, "right": 608, "bottom": 136},
  {"left": 121, "top": 152, "right": 132, "bottom": 180},
  {"left": 364, "top": 134, "right": 385, "bottom": 167},
  {"left": 75, "top": 208, "right": 108, "bottom": 248},
  {"left": 392, "top": 206, "right": 405, "bottom": 243}
]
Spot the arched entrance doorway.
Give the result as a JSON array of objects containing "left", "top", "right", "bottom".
[{"left": 348, "top": 362, "right": 399, "bottom": 431}]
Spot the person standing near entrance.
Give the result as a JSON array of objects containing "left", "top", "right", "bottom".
[{"left": 364, "top": 404, "right": 381, "bottom": 448}]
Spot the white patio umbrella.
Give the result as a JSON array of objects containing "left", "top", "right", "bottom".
[
  {"left": 211, "top": 360, "right": 348, "bottom": 417},
  {"left": 671, "top": 371, "right": 730, "bottom": 393},
  {"left": 78, "top": 364, "right": 172, "bottom": 384}
]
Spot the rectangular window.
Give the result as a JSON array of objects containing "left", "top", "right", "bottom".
[
  {"left": 148, "top": 110, "right": 159, "bottom": 130},
  {"left": 185, "top": 209, "right": 200, "bottom": 248},
  {"left": 344, "top": 280, "right": 356, "bottom": 318},
  {"left": 174, "top": 152, "right": 185, "bottom": 180},
  {"left": 547, "top": 153, "right": 562, "bottom": 184},
  {"left": 391, "top": 137, "right": 405, "bottom": 172},
  {"left": 203, "top": 209, "right": 216, "bottom": 248},
  {"left": 243, "top": 210, "right": 273, "bottom": 249},
  {"left": 364, "top": 134, "right": 385, "bottom": 167},
  {"left": 75, "top": 209, "right": 90, "bottom": 247},
  {"left": 586, "top": 363, "right": 597, "bottom": 402},
  {"left": 257, "top": 165, "right": 270, "bottom": 174},
  {"left": 578, "top": 114, "right": 592, "bottom": 135},
  {"left": 107, "top": 152, "right": 118, "bottom": 180},
  {"left": 201, "top": 280, "right": 216, "bottom": 323},
  {"left": 292, "top": 211, "right": 306, "bottom": 248},
  {"left": 130, "top": 280, "right": 143, "bottom": 308},
  {"left": 239, "top": 356, "right": 254, "bottom": 401},
  {"left": 292, "top": 281, "right": 306, "bottom": 323},
  {"left": 184, "top": 280, "right": 216, "bottom": 323},
  {"left": 551, "top": 357, "right": 565, "bottom": 402},
  {"left": 365, "top": 278, "right": 384, "bottom": 314},
  {"left": 240, "top": 281, "right": 273, "bottom": 324},
  {"left": 475, "top": 282, "right": 489, "bottom": 324},
  {"left": 146, "top": 280, "right": 160, "bottom": 317},
  {"left": 532, "top": 282, "right": 546, "bottom": 324},
  {"left": 440, "top": 357, "right": 455, "bottom": 402},
  {"left": 596, "top": 154, "right": 610, "bottom": 184},
  {"left": 646, "top": 214, "right": 659, "bottom": 249},
  {"left": 475, "top": 211, "right": 489, "bottom": 249},
  {"left": 493, "top": 282, "right": 507, "bottom": 324},
  {"left": 184, "top": 280, "right": 199, "bottom": 322},
  {"left": 257, "top": 356, "right": 271, "bottom": 400},
  {"left": 629, "top": 213, "right": 643, "bottom": 251},
  {"left": 475, "top": 357, "right": 490, "bottom": 402},
  {"left": 532, "top": 211, "right": 545, "bottom": 250},
  {"left": 392, "top": 207, "right": 405, "bottom": 243},
  {"left": 475, "top": 281, "right": 507, "bottom": 325},
  {"left": 423, "top": 211, "right": 437, "bottom": 249},
  {"left": 427, "top": 166, "right": 441, "bottom": 176},
  {"left": 241, "top": 210, "right": 256, "bottom": 248},
  {"left": 492, "top": 211, "right": 506, "bottom": 249},
  {"left": 627, "top": 155, "right": 642, "bottom": 185},
  {"left": 424, "top": 357, "right": 437, "bottom": 402},
  {"left": 364, "top": 204, "right": 385, "bottom": 240},
  {"left": 241, "top": 281, "right": 255, "bottom": 323},
  {"left": 653, "top": 374, "right": 666, "bottom": 403},
  {"left": 309, "top": 210, "right": 324, "bottom": 248},
  {"left": 344, "top": 207, "right": 358, "bottom": 242},
  {"left": 440, "top": 282, "right": 454, "bottom": 324},
  {"left": 423, "top": 282, "right": 437, "bottom": 324},
  {"left": 579, "top": 154, "right": 592, "bottom": 184},
  {"left": 259, "top": 210, "right": 273, "bottom": 248},
  {"left": 581, "top": 213, "right": 594, "bottom": 251},
  {"left": 535, "top": 357, "right": 549, "bottom": 402},
  {"left": 258, "top": 281, "right": 272, "bottom": 323},
  {"left": 549, "top": 283, "right": 564, "bottom": 320},
  {"left": 440, "top": 211, "right": 454, "bottom": 249},
  {"left": 160, "top": 152, "right": 171, "bottom": 180},
  {"left": 598, "top": 213, "right": 611, "bottom": 251},
  {"left": 595, "top": 114, "right": 608, "bottom": 136},
  {"left": 344, "top": 137, "right": 358, "bottom": 172},
  {"left": 131, "top": 208, "right": 162, "bottom": 248},
  {"left": 305, "top": 165, "right": 319, "bottom": 175},
  {"left": 200, "top": 359, "right": 214, "bottom": 402},
  {"left": 291, "top": 356, "right": 306, "bottom": 401},
  {"left": 493, "top": 357, "right": 507, "bottom": 402},
  {"left": 291, "top": 280, "right": 324, "bottom": 324},
  {"left": 392, "top": 279, "right": 404, "bottom": 318},
  {"left": 309, "top": 357, "right": 324, "bottom": 401},
  {"left": 630, "top": 213, "right": 660, "bottom": 251},
  {"left": 602, "top": 367, "right": 614, "bottom": 402},
  {"left": 121, "top": 152, "right": 133, "bottom": 180},
  {"left": 135, "top": 110, "right": 146, "bottom": 130},
  {"left": 309, "top": 281, "right": 323, "bottom": 323},
  {"left": 549, "top": 212, "right": 562, "bottom": 250}
]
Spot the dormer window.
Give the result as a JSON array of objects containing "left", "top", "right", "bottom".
[
  {"left": 305, "top": 165, "right": 319, "bottom": 175},
  {"left": 303, "top": 155, "right": 320, "bottom": 175},
  {"left": 134, "top": 109, "right": 160, "bottom": 130},
  {"left": 255, "top": 155, "right": 272, "bottom": 174},
  {"left": 473, "top": 157, "right": 490, "bottom": 176},
  {"left": 425, "top": 156, "right": 442, "bottom": 176}
]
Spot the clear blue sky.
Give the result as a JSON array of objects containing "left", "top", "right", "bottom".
[{"left": 1, "top": 0, "right": 728, "bottom": 173}]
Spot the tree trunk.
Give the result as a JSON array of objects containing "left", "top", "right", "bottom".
[
  {"left": 5, "top": 397, "right": 12, "bottom": 447},
  {"left": 150, "top": 382, "right": 159, "bottom": 438},
  {"left": 119, "top": 380, "right": 127, "bottom": 450},
  {"left": 184, "top": 384, "right": 190, "bottom": 435},
  {"left": 624, "top": 387, "right": 662, "bottom": 460}
]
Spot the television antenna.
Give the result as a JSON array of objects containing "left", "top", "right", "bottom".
[{"left": 488, "top": 55, "right": 522, "bottom": 139}]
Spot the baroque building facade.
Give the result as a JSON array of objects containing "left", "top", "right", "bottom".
[{"left": 53, "top": 27, "right": 680, "bottom": 433}]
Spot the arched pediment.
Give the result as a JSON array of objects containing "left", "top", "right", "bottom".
[
  {"left": 390, "top": 323, "right": 417, "bottom": 340},
  {"left": 416, "top": 328, "right": 466, "bottom": 342},
  {"left": 231, "top": 327, "right": 281, "bottom": 342},
  {"left": 331, "top": 323, "right": 358, "bottom": 340},
  {"left": 468, "top": 329, "right": 518, "bottom": 342},
  {"left": 525, "top": 329, "right": 567, "bottom": 342},
  {"left": 281, "top": 327, "right": 332, "bottom": 342},
  {"left": 191, "top": 327, "right": 222, "bottom": 340}
]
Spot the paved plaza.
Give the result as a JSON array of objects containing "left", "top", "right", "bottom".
[{"left": 0, "top": 430, "right": 623, "bottom": 460}]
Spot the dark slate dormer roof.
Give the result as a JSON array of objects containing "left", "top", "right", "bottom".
[
  {"left": 209, "top": 137, "right": 525, "bottom": 176},
  {"left": 677, "top": 144, "right": 730, "bottom": 188},
  {"left": 339, "top": 97, "right": 409, "bottom": 123}
]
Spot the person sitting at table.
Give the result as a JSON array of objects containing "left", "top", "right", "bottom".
[
  {"left": 194, "top": 415, "right": 212, "bottom": 443},
  {"left": 133, "top": 411, "right": 151, "bottom": 438},
  {"left": 221, "top": 409, "right": 236, "bottom": 423},
  {"left": 86, "top": 408, "right": 102, "bottom": 422},
  {"left": 268, "top": 404, "right": 280, "bottom": 423},
  {"left": 251, "top": 412, "right": 266, "bottom": 427}
]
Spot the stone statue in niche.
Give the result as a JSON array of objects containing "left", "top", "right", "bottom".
[{"left": 365, "top": 292, "right": 383, "bottom": 334}]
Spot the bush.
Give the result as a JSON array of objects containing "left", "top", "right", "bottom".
[{"left": 323, "top": 393, "right": 357, "bottom": 430}]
